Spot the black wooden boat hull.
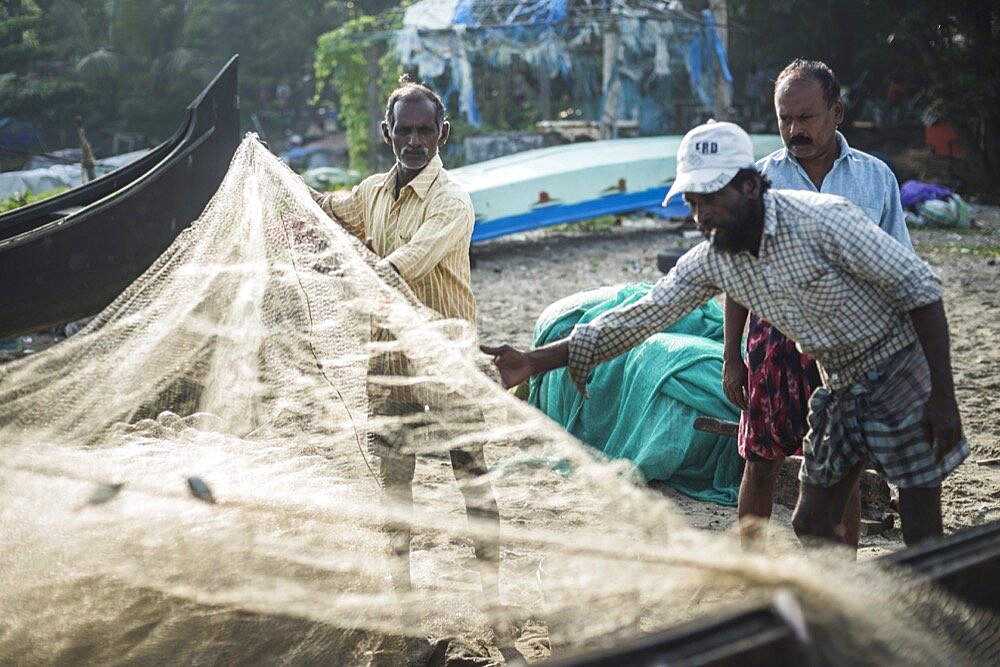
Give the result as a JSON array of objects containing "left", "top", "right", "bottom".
[
  {"left": 549, "top": 520, "right": 1000, "bottom": 666},
  {"left": 0, "top": 55, "right": 240, "bottom": 339}
]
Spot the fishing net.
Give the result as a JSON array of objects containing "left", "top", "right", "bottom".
[{"left": 1, "top": 136, "right": 997, "bottom": 665}]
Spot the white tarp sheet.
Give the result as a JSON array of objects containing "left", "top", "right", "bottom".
[{"left": 0, "top": 149, "right": 149, "bottom": 200}]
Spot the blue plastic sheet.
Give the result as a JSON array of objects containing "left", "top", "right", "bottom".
[
  {"left": 899, "top": 179, "right": 953, "bottom": 208},
  {"left": 684, "top": 10, "right": 733, "bottom": 112},
  {"left": 398, "top": 1, "right": 736, "bottom": 132}
]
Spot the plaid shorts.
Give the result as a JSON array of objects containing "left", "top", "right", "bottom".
[{"left": 799, "top": 344, "right": 970, "bottom": 489}]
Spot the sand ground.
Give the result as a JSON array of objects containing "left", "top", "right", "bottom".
[
  {"left": 470, "top": 207, "right": 1000, "bottom": 556},
  {"left": 1, "top": 201, "right": 996, "bottom": 665}
]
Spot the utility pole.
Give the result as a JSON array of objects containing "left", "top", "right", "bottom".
[
  {"left": 709, "top": 0, "right": 732, "bottom": 121},
  {"left": 600, "top": 22, "right": 622, "bottom": 140},
  {"left": 75, "top": 116, "right": 97, "bottom": 182},
  {"left": 538, "top": 62, "right": 552, "bottom": 121}
]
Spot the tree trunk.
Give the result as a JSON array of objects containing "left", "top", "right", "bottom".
[{"left": 538, "top": 63, "right": 552, "bottom": 122}]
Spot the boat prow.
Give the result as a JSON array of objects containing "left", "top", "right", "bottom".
[{"left": 0, "top": 55, "right": 241, "bottom": 340}]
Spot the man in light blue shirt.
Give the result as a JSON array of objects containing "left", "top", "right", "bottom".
[
  {"left": 755, "top": 123, "right": 911, "bottom": 249},
  {"left": 723, "top": 59, "right": 913, "bottom": 552}
]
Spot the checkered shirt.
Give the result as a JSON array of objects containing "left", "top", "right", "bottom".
[{"left": 568, "top": 189, "right": 942, "bottom": 394}]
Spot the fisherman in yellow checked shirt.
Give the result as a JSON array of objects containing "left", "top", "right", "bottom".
[{"left": 311, "top": 76, "right": 499, "bottom": 598}]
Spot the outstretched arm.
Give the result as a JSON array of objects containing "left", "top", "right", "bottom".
[
  {"left": 723, "top": 295, "right": 749, "bottom": 410},
  {"left": 909, "top": 299, "right": 963, "bottom": 461},
  {"left": 484, "top": 247, "right": 720, "bottom": 394},
  {"left": 480, "top": 340, "right": 570, "bottom": 390}
]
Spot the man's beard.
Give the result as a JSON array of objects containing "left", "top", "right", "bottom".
[
  {"left": 704, "top": 196, "right": 763, "bottom": 254},
  {"left": 398, "top": 150, "right": 430, "bottom": 171}
]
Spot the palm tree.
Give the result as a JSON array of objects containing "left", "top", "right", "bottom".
[{"left": 72, "top": 0, "right": 210, "bottom": 143}]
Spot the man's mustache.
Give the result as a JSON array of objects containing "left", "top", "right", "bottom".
[{"left": 789, "top": 135, "right": 812, "bottom": 147}]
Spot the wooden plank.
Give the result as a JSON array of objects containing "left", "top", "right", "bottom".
[{"left": 693, "top": 416, "right": 739, "bottom": 438}]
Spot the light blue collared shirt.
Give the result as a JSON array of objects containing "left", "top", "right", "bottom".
[{"left": 756, "top": 131, "right": 912, "bottom": 251}]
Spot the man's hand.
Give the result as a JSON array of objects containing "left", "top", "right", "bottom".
[
  {"left": 909, "top": 300, "right": 962, "bottom": 463},
  {"left": 722, "top": 357, "right": 749, "bottom": 410},
  {"left": 480, "top": 344, "right": 535, "bottom": 390},
  {"left": 922, "top": 390, "right": 963, "bottom": 463}
]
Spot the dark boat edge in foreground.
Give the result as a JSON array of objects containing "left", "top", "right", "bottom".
[
  {"left": 548, "top": 519, "right": 1000, "bottom": 666},
  {"left": 0, "top": 55, "right": 240, "bottom": 340}
]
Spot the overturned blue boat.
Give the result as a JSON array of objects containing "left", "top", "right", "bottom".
[{"left": 451, "top": 133, "right": 784, "bottom": 244}]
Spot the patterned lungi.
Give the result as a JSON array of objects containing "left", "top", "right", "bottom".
[
  {"left": 799, "top": 343, "right": 970, "bottom": 488},
  {"left": 738, "top": 314, "right": 821, "bottom": 461}
]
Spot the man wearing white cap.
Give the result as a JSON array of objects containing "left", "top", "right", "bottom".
[
  {"left": 724, "top": 59, "right": 912, "bottom": 552},
  {"left": 482, "top": 120, "right": 968, "bottom": 547}
]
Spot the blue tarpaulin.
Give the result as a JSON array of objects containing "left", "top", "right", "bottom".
[
  {"left": 684, "top": 9, "right": 733, "bottom": 110},
  {"left": 397, "top": 1, "right": 734, "bottom": 130},
  {"left": 0, "top": 118, "right": 41, "bottom": 161}
]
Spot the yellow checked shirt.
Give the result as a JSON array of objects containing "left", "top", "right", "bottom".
[{"left": 311, "top": 154, "right": 477, "bottom": 324}]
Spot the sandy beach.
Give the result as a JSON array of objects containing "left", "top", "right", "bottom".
[
  {"left": 1, "top": 196, "right": 996, "bottom": 666},
  {"left": 470, "top": 208, "right": 1000, "bottom": 556}
]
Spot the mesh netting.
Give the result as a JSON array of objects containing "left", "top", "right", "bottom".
[{"left": 1, "top": 136, "right": 997, "bottom": 665}]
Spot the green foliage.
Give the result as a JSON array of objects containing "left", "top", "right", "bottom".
[
  {"left": 39, "top": 0, "right": 110, "bottom": 61},
  {"left": 0, "top": 186, "right": 69, "bottom": 213},
  {"left": 314, "top": 11, "right": 402, "bottom": 172},
  {"left": 0, "top": 76, "right": 91, "bottom": 120},
  {"left": 727, "top": 0, "right": 895, "bottom": 121},
  {"left": 0, "top": 0, "right": 212, "bottom": 145},
  {"left": 881, "top": 1, "right": 1000, "bottom": 193},
  {"left": 68, "top": 0, "right": 210, "bottom": 142},
  {"left": 111, "top": 0, "right": 187, "bottom": 64},
  {"left": 548, "top": 215, "right": 621, "bottom": 234},
  {"left": 1, "top": 0, "right": 359, "bottom": 157},
  {"left": 184, "top": 0, "right": 348, "bottom": 137},
  {"left": 0, "top": 84, "right": 94, "bottom": 170},
  {"left": 0, "top": 2, "right": 49, "bottom": 73}
]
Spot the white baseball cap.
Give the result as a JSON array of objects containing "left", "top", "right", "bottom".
[{"left": 663, "top": 120, "right": 756, "bottom": 205}]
